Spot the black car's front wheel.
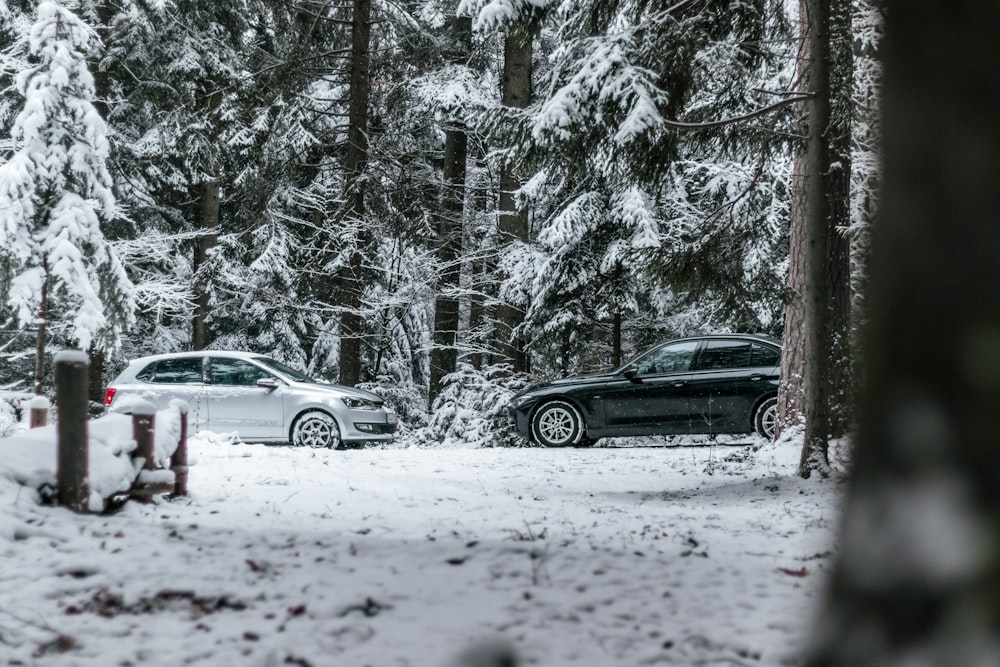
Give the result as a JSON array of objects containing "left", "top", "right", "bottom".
[
  {"left": 530, "top": 401, "right": 584, "bottom": 447},
  {"left": 291, "top": 410, "right": 342, "bottom": 449},
  {"left": 753, "top": 397, "right": 778, "bottom": 441}
]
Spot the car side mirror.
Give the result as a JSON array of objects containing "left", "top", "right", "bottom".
[
  {"left": 623, "top": 366, "right": 642, "bottom": 383},
  {"left": 256, "top": 378, "right": 279, "bottom": 390}
]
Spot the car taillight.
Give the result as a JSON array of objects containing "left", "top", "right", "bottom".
[{"left": 103, "top": 388, "right": 117, "bottom": 406}]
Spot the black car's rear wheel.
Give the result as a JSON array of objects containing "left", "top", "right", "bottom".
[
  {"left": 753, "top": 397, "right": 778, "bottom": 441},
  {"left": 530, "top": 401, "right": 584, "bottom": 447},
  {"left": 291, "top": 410, "right": 341, "bottom": 448}
]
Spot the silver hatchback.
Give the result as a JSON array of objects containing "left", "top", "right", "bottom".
[{"left": 104, "top": 351, "right": 397, "bottom": 448}]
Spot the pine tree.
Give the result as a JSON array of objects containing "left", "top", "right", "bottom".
[{"left": 0, "top": 1, "right": 134, "bottom": 393}]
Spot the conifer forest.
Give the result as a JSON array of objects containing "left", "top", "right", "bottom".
[{"left": 0, "top": 0, "right": 882, "bottom": 451}]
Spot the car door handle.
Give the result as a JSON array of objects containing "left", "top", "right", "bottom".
[
  {"left": 749, "top": 374, "right": 764, "bottom": 381},
  {"left": 672, "top": 381, "right": 686, "bottom": 387}
]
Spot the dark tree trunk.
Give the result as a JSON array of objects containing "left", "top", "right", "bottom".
[
  {"left": 192, "top": 178, "right": 219, "bottom": 351},
  {"left": 799, "top": 0, "right": 853, "bottom": 475},
  {"left": 338, "top": 0, "right": 371, "bottom": 387},
  {"left": 824, "top": 0, "right": 854, "bottom": 439},
  {"left": 778, "top": 158, "right": 807, "bottom": 437},
  {"left": 429, "top": 13, "right": 472, "bottom": 407},
  {"left": 491, "top": 19, "right": 534, "bottom": 373},
  {"left": 33, "top": 271, "right": 48, "bottom": 395},
  {"left": 806, "top": 2, "right": 1000, "bottom": 663}
]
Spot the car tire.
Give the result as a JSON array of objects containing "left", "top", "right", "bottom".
[
  {"left": 530, "top": 401, "right": 585, "bottom": 448},
  {"left": 753, "top": 397, "right": 778, "bottom": 441},
  {"left": 291, "top": 410, "right": 341, "bottom": 449}
]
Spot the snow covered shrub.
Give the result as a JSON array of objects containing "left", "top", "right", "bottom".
[
  {"left": 0, "top": 397, "right": 18, "bottom": 437},
  {"left": 356, "top": 377, "right": 428, "bottom": 439},
  {"left": 417, "top": 364, "right": 531, "bottom": 448}
]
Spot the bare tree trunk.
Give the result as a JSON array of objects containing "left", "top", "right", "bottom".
[
  {"left": 338, "top": 0, "right": 371, "bottom": 387},
  {"left": 33, "top": 271, "right": 48, "bottom": 395},
  {"left": 806, "top": 2, "right": 1000, "bottom": 663},
  {"left": 778, "top": 158, "right": 807, "bottom": 437},
  {"left": 192, "top": 178, "right": 219, "bottom": 350},
  {"left": 429, "top": 13, "right": 472, "bottom": 406},
  {"left": 491, "top": 19, "right": 534, "bottom": 373},
  {"left": 799, "top": 0, "right": 850, "bottom": 476},
  {"left": 825, "top": 0, "right": 853, "bottom": 439}
]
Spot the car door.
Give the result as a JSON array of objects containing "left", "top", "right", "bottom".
[
  {"left": 143, "top": 356, "right": 209, "bottom": 432},
  {"left": 685, "top": 339, "right": 780, "bottom": 434},
  {"left": 205, "top": 357, "right": 286, "bottom": 440},
  {"left": 600, "top": 340, "right": 700, "bottom": 435}
]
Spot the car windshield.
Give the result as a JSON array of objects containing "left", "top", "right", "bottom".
[{"left": 253, "top": 356, "right": 317, "bottom": 383}]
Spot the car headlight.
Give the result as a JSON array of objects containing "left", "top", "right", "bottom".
[
  {"left": 341, "top": 396, "right": 379, "bottom": 410},
  {"left": 509, "top": 394, "right": 537, "bottom": 410}
]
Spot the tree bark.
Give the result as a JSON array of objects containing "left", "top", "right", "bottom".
[
  {"left": 429, "top": 13, "right": 472, "bottom": 406},
  {"left": 806, "top": 2, "right": 1000, "bottom": 663},
  {"left": 338, "top": 0, "right": 371, "bottom": 387},
  {"left": 798, "top": 0, "right": 853, "bottom": 475},
  {"left": 33, "top": 271, "right": 48, "bottom": 395},
  {"left": 491, "top": 18, "right": 534, "bottom": 373},
  {"left": 192, "top": 178, "right": 219, "bottom": 350},
  {"left": 778, "top": 157, "right": 807, "bottom": 437}
]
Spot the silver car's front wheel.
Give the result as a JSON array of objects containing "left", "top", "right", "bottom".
[
  {"left": 530, "top": 401, "right": 584, "bottom": 447},
  {"left": 291, "top": 410, "right": 341, "bottom": 449}
]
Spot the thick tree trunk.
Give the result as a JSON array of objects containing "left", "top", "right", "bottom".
[
  {"left": 799, "top": 0, "right": 853, "bottom": 475},
  {"left": 825, "top": 0, "right": 854, "bottom": 439},
  {"left": 778, "top": 158, "right": 807, "bottom": 437},
  {"left": 806, "top": 2, "right": 1000, "bottom": 663},
  {"left": 429, "top": 14, "right": 472, "bottom": 406},
  {"left": 192, "top": 178, "right": 219, "bottom": 351},
  {"left": 338, "top": 0, "right": 371, "bottom": 387},
  {"left": 491, "top": 19, "right": 534, "bottom": 373}
]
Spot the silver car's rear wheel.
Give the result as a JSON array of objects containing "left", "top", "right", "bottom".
[
  {"left": 530, "top": 401, "right": 584, "bottom": 447},
  {"left": 291, "top": 410, "right": 341, "bottom": 448}
]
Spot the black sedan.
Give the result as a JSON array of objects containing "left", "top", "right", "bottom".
[{"left": 508, "top": 334, "right": 781, "bottom": 447}]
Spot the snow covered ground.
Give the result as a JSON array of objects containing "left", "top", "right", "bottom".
[{"left": 0, "top": 412, "right": 844, "bottom": 667}]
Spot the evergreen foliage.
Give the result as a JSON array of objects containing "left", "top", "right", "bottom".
[{"left": 0, "top": 0, "right": 876, "bottom": 445}]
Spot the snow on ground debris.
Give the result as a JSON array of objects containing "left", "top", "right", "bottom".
[{"left": 0, "top": 424, "right": 843, "bottom": 666}]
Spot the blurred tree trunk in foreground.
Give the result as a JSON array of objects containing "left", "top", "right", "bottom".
[{"left": 806, "top": 2, "right": 1000, "bottom": 663}]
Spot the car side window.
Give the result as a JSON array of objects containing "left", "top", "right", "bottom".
[
  {"left": 209, "top": 358, "right": 271, "bottom": 386},
  {"left": 750, "top": 343, "right": 781, "bottom": 367},
  {"left": 150, "top": 357, "right": 204, "bottom": 384},
  {"left": 635, "top": 341, "right": 699, "bottom": 375},
  {"left": 692, "top": 340, "right": 753, "bottom": 371}
]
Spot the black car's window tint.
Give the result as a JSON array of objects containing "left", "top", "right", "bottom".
[
  {"left": 151, "top": 357, "right": 203, "bottom": 384},
  {"left": 209, "top": 358, "right": 271, "bottom": 386},
  {"left": 693, "top": 340, "right": 753, "bottom": 371},
  {"left": 750, "top": 343, "right": 781, "bottom": 367},
  {"left": 636, "top": 341, "right": 698, "bottom": 375}
]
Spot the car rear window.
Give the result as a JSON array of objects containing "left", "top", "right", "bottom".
[
  {"left": 694, "top": 340, "right": 752, "bottom": 371},
  {"left": 150, "top": 357, "right": 204, "bottom": 384},
  {"left": 750, "top": 343, "right": 781, "bottom": 367}
]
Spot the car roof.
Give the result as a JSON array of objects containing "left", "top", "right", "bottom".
[
  {"left": 672, "top": 333, "right": 782, "bottom": 347},
  {"left": 127, "top": 350, "right": 265, "bottom": 364}
]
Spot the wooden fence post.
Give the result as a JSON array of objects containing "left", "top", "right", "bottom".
[
  {"left": 55, "top": 351, "right": 89, "bottom": 513},
  {"left": 170, "top": 403, "right": 188, "bottom": 497},
  {"left": 29, "top": 395, "right": 49, "bottom": 428},
  {"left": 130, "top": 400, "right": 156, "bottom": 502}
]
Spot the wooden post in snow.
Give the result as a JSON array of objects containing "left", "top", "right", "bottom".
[
  {"left": 170, "top": 403, "right": 189, "bottom": 497},
  {"left": 55, "top": 351, "right": 89, "bottom": 513},
  {"left": 29, "top": 395, "right": 49, "bottom": 428}
]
